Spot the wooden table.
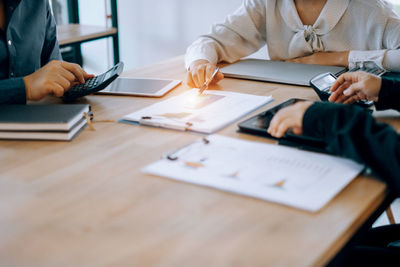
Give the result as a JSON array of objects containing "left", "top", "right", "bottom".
[
  {"left": 57, "top": 24, "right": 118, "bottom": 46},
  {"left": 0, "top": 57, "right": 393, "bottom": 266}
]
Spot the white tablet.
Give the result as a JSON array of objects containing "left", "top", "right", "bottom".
[{"left": 98, "top": 77, "right": 181, "bottom": 97}]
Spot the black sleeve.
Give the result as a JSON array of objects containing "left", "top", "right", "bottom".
[
  {"left": 303, "top": 102, "right": 400, "bottom": 195},
  {"left": 41, "top": 0, "right": 62, "bottom": 65},
  {"left": 375, "top": 78, "right": 400, "bottom": 111}
]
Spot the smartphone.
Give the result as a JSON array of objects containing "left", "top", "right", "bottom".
[
  {"left": 310, "top": 72, "right": 373, "bottom": 107},
  {"left": 63, "top": 62, "right": 124, "bottom": 102}
]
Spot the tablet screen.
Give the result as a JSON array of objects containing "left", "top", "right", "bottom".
[{"left": 100, "top": 78, "right": 181, "bottom": 97}]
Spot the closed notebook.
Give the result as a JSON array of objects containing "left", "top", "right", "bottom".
[{"left": 0, "top": 104, "right": 90, "bottom": 141}]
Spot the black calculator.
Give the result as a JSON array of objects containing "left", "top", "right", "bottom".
[
  {"left": 310, "top": 72, "right": 373, "bottom": 107},
  {"left": 63, "top": 62, "right": 124, "bottom": 102}
]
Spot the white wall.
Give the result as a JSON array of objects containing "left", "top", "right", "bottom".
[
  {"left": 117, "top": 0, "right": 244, "bottom": 70},
  {"left": 78, "top": 0, "right": 400, "bottom": 73},
  {"left": 78, "top": 0, "right": 243, "bottom": 73}
]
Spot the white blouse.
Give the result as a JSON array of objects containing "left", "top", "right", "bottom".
[{"left": 185, "top": 0, "right": 400, "bottom": 72}]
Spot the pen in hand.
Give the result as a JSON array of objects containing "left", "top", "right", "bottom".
[{"left": 198, "top": 67, "right": 220, "bottom": 95}]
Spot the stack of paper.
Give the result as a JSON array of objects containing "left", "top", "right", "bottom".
[
  {"left": 121, "top": 89, "right": 273, "bottom": 134},
  {"left": 143, "top": 135, "right": 364, "bottom": 212}
]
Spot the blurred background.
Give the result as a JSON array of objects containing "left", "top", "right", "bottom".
[{"left": 51, "top": 0, "right": 400, "bottom": 74}]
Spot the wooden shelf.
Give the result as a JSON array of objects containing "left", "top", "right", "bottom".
[{"left": 57, "top": 24, "right": 117, "bottom": 46}]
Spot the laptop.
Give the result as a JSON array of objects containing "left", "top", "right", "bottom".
[{"left": 221, "top": 59, "right": 346, "bottom": 86}]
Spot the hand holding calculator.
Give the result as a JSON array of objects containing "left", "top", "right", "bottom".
[
  {"left": 310, "top": 72, "right": 374, "bottom": 107},
  {"left": 63, "top": 62, "right": 124, "bottom": 102}
]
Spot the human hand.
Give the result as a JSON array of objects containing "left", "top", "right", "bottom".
[
  {"left": 286, "top": 51, "right": 350, "bottom": 67},
  {"left": 267, "top": 101, "right": 313, "bottom": 138},
  {"left": 328, "top": 72, "right": 382, "bottom": 104},
  {"left": 23, "top": 60, "right": 94, "bottom": 101},
  {"left": 186, "top": 60, "right": 224, "bottom": 88}
]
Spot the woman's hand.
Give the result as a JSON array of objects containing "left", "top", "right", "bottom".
[
  {"left": 286, "top": 51, "right": 350, "bottom": 67},
  {"left": 267, "top": 101, "right": 313, "bottom": 138},
  {"left": 329, "top": 72, "right": 382, "bottom": 104},
  {"left": 186, "top": 60, "right": 224, "bottom": 88}
]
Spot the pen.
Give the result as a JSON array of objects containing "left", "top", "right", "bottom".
[{"left": 199, "top": 67, "right": 220, "bottom": 95}]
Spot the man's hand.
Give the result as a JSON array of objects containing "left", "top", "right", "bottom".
[
  {"left": 286, "top": 51, "right": 350, "bottom": 67},
  {"left": 267, "top": 101, "right": 313, "bottom": 138},
  {"left": 329, "top": 72, "right": 382, "bottom": 104},
  {"left": 187, "top": 60, "right": 224, "bottom": 88},
  {"left": 23, "top": 60, "right": 94, "bottom": 101}
]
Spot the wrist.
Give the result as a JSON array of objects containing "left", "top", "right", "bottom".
[
  {"left": 337, "top": 51, "right": 350, "bottom": 68},
  {"left": 23, "top": 76, "right": 32, "bottom": 100}
]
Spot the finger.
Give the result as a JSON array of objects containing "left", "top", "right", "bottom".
[
  {"left": 50, "top": 83, "right": 65, "bottom": 97},
  {"left": 343, "top": 95, "right": 358, "bottom": 105},
  {"left": 83, "top": 71, "right": 95, "bottom": 80},
  {"left": 212, "top": 72, "right": 224, "bottom": 84},
  {"left": 268, "top": 110, "right": 286, "bottom": 136},
  {"left": 205, "top": 65, "right": 215, "bottom": 83},
  {"left": 331, "top": 72, "right": 358, "bottom": 92},
  {"left": 186, "top": 71, "right": 195, "bottom": 88},
  {"left": 55, "top": 75, "right": 72, "bottom": 90},
  {"left": 274, "top": 119, "right": 292, "bottom": 138},
  {"left": 61, "top": 62, "right": 85, "bottom": 83},
  {"left": 58, "top": 67, "right": 76, "bottom": 82},
  {"left": 343, "top": 83, "right": 363, "bottom": 97},
  {"left": 330, "top": 75, "right": 347, "bottom": 93},
  {"left": 292, "top": 126, "right": 302, "bottom": 135},
  {"left": 335, "top": 92, "right": 352, "bottom": 104},
  {"left": 193, "top": 67, "right": 205, "bottom": 88},
  {"left": 329, "top": 82, "right": 351, "bottom": 102}
]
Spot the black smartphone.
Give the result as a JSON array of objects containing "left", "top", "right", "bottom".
[
  {"left": 310, "top": 72, "right": 373, "bottom": 107},
  {"left": 63, "top": 62, "right": 124, "bottom": 102}
]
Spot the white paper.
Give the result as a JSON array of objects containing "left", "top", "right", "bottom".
[
  {"left": 122, "top": 89, "right": 273, "bottom": 134},
  {"left": 143, "top": 135, "right": 364, "bottom": 212}
]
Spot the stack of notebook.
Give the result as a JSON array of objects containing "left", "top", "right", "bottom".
[{"left": 0, "top": 104, "right": 90, "bottom": 141}]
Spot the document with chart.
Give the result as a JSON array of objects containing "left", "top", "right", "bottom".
[
  {"left": 121, "top": 89, "right": 273, "bottom": 134},
  {"left": 142, "top": 135, "right": 364, "bottom": 212}
]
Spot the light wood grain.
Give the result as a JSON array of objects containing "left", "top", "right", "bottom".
[
  {"left": 0, "top": 56, "right": 392, "bottom": 267},
  {"left": 57, "top": 24, "right": 117, "bottom": 46}
]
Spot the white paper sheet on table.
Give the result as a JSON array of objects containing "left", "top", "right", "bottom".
[
  {"left": 142, "top": 135, "right": 365, "bottom": 212},
  {"left": 121, "top": 89, "right": 273, "bottom": 134}
]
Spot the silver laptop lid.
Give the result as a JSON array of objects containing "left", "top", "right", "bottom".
[{"left": 221, "top": 59, "right": 346, "bottom": 86}]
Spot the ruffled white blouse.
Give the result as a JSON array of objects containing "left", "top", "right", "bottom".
[{"left": 185, "top": 0, "right": 400, "bottom": 72}]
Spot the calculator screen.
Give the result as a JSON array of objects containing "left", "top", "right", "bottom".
[
  {"left": 104, "top": 71, "right": 112, "bottom": 81},
  {"left": 313, "top": 74, "right": 336, "bottom": 91}
]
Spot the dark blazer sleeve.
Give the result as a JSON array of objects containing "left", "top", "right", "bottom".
[
  {"left": 0, "top": 78, "right": 26, "bottom": 104},
  {"left": 375, "top": 78, "right": 400, "bottom": 111},
  {"left": 41, "top": 0, "right": 62, "bottom": 65},
  {"left": 303, "top": 102, "right": 400, "bottom": 195}
]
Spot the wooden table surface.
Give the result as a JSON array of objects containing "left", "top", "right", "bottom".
[{"left": 0, "top": 57, "right": 393, "bottom": 267}]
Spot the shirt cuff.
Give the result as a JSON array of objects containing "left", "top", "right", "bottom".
[
  {"left": 184, "top": 40, "right": 219, "bottom": 70},
  {"left": 348, "top": 50, "right": 387, "bottom": 70},
  {"left": 0, "top": 78, "right": 27, "bottom": 104}
]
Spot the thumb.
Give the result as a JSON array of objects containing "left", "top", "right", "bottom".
[{"left": 343, "top": 83, "right": 363, "bottom": 97}]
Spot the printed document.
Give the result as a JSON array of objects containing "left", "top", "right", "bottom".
[
  {"left": 121, "top": 89, "right": 273, "bottom": 134},
  {"left": 143, "top": 135, "right": 364, "bottom": 212}
]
